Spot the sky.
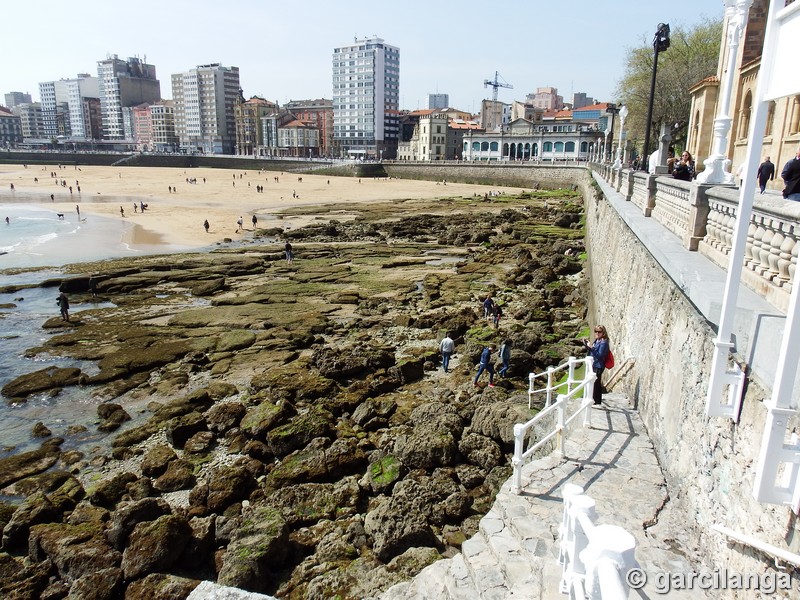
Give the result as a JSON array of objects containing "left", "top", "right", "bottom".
[{"left": 1, "top": 0, "right": 724, "bottom": 114}]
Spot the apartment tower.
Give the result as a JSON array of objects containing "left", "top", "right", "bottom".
[
  {"left": 172, "top": 64, "right": 240, "bottom": 154},
  {"left": 332, "top": 36, "right": 399, "bottom": 159}
]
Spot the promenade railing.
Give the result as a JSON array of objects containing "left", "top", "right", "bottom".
[
  {"left": 558, "top": 483, "right": 638, "bottom": 600},
  {"left": 511, "top": 356, "right": 595, "bottom": 494},
  {"left": 592, "top": 164, "right": 799, "bottom": 313}
]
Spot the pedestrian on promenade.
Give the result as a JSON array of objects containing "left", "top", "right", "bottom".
[
  {"left": 482, "top": 294, "right": 495, "bottom": 321},
  {"left": 583, "top": 325, "right": 610, "bottom": 405},
  {"left": 781, "top": 146, "right": 800, "bottom": 201},
  {"left": 473, "top": 345, "right": 496, "bottom": 388},
  {"left": 671, "top": 151, "right": 695, "bottom": 181},
  {"left": 57, "top": 292, "right": 70, "bottom": 322},
  {"left": 757, "top": 157, "right": 775, "bottom": 193},
  {"left": 284, "top": 241, "right": 294, "bottom": 264},
  {"left": 440, "top": 332, "right": 455, "bottom": 373},
  {"left": 498, "top": 339, "right": 513, "bottom": 378}
]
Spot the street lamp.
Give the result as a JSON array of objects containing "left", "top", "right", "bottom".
[
  {"left": 641, "top": 22, "right": 671, "bottom": 171},
  {"left": 613, "top": 105, "right": 629, "bottom": 168}
]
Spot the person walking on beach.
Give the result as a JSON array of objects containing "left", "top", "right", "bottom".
[
  {"left": 120, "top": 206, "right": 125, "bottom": 217},
  {"left": 133, "top": 202, "right": 138, "bottom": 213},
  {"left": 498, "top": 339, "right": 513, "bottom": 378},
  {"left": 474, "top": 345, "right": 495, "bottom": 387},
  {"left": 203, "top": 219, "right": 210, "bottom": 233},
  {"left": 440, "top": 332, "right": 455, "bottom": 373},
  {"left": 236, "top": 216, "right": 243, "bottom": 232},
  {"left": 285, "top": 241, "right": 294, "bottom": 264},
  {"left": 76, "top": 205, "right": 80, "bottom": 218},
  {"left": 57, "top": 292, "right": 70, "bottom": 322},
  {"left": 757, "top": 157, "right": 775, "bottom": 194},
  {"left": 584, "top": 325, "right": 611, "bottom": 405},
  {"left": 252, "top": 214, "right": 258, "bottom": 229}
]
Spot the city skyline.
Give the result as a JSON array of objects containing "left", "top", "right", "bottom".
[{"left": 1, "top": 0, "right": 722, "bottom": 114}]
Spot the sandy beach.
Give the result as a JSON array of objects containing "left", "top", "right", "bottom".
[{"left": 0, "top": 163, "right": 520, "bottom": 251}]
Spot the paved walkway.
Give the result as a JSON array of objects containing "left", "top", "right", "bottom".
[{"left": 378, "top": 392, "right": 706, "bottom": 599}]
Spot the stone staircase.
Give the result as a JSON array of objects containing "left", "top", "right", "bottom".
[{"left": 378, "top": 392, "right": 705, "bottom": 600}]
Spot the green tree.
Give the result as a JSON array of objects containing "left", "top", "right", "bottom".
[{"left": 615, "top": 17, "right": 722, "bottom": 158}]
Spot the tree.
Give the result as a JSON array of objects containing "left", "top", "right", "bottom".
[{"left": 615, "top": 17, "right": 722, "bottom": 158}]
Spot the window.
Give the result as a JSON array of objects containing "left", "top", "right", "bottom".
[
  {"left": 472, "top": 141, "right": 480, "bottom": 151},
  {"left": 565, "top": 141, "right": 575, "bottom": 152},
  {"left": 554, "top": 142, "right": 564, "bottom": 152},
  {"left": 481, "top": 142, "right": 489, "bottom": 151},
  {"left": 543, "top": 142, "right": 552, "bottom": 152},
  {"left": 580, "top": 142, "right": 588, "bottom": 152},
  {"left": 490, "top": 142, "right": 498, "bottom": 151},
  {"left": 788, "top": 96, "right": 800, "bottom": 135},
  {"left": 739, "top": 91, "right": 752, "bottom": 139}
]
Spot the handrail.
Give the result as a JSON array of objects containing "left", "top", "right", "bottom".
[
  {"left": 513, "top": 356, "right": 595, "bottom": 494},
  {"left": 528, "top": 355, "right": 586, "bottom": 408}
]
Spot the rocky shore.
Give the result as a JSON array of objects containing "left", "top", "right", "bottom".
[{"left": 0, "top": 189, "right": 588, "bottom": 599}]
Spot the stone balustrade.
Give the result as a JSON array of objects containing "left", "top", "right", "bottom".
[{"left": 593, "top": 164, "right": 800, "bottom": 313}]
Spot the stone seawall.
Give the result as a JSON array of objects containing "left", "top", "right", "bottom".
[
  {"left": 383, "top": 163, "right": 591, "bottom": 189},
  {"left": 585, "top": 180, "right": 800, "bottom": 575}
]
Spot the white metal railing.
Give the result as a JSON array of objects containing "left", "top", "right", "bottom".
[
  {"left": 528, "top": 355, "right": 591, "bottom": 409},
  {"left": 512, "top": 356, "right": 595, "bottom": 494},
  {"left": 558, "top": 483, "right": 638, "bottom": 600}
]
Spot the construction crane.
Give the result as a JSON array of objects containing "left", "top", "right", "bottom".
[{"left": 484, "top": 71, "right": 513, "bottom": 102}]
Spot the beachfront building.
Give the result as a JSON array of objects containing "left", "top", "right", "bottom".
[
  {"left": 285, "top": 99, "right": 333, "bottom": 157},
  {"left": 4, "top": 92, "right": 32, "bottom": 109},
  {"left": 234, "top": 95, "right": 277, "bottom": 156},
  {"left": 15, "top": 103, "right": 45, "bottom": 139},
  {"left": 332, "top": 36, "right": 400, "bottom": 160},
  {"left": 462, "top": 116, "right": 601, "bottom": 162},
  {"left": 97, "top": 56, "right": 160, "bottom": 141},
  {"left": 150, "top": 101, "right": 178, "bottom": 152},
  {"left": 0, "top": 106, "right": 23, "bottom": 148},
  {"left": 172, "top": 63, "right": 240, "bottom": 154},
  {"left": 278, "top": 120, "right": 320, "bottom": 158},
  {"left": 38, "top": 80, "right": 71, "bottom": 139},
  {"left": 397, "top": 110, "right": 449, "bottom": 161}
]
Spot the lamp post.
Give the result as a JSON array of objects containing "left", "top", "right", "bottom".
[
  {"left": 696, "top": 0, "right": 753, "bottom": 184},
  {"left": 641, "top": 23, "right": 671, "bottom": 171},
  {"left": 613, "top": 105, "right": 628, "bottom": 168},
  {"left": 603, "top": 125, "right": 612, "bottom": 163}
]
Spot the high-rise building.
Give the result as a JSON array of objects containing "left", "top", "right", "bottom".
[
  {"left": 97, "top": 55, "right": 160, "bottom": 141},
  {"left": 16, "top": 103, "right": 45, "bottom": 139},
  {"left": 572, "top": 92, "right": 595, "bottom": 110},
  {"left": 171, "top": 63, "right": 240, "bottom": 154},
  {"left": 526, "top": 87, "right": 564, "bottom": 111},
  {"left": 38, "top": 80, "right": 70, "bottom": 139},
  {"left": 332, "top": 36, "right": 400, "bottom": 159},
  {"left": 427, "top": 93, "right": 449, "bottom": 110},
  {"left": 4, "top": 92, "right": 32, "bottom": 109}
]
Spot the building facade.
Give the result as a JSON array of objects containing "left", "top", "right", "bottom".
[
  {"left": 97, "top": 55, "right": 160, "bottom": 141},
  {"left": 234, "top": 95, "right": 277, "bottom": 156},
  {"left": 480, "top": 100, "right": 511, "bottom": 132},
  {"left": 172, "top": 63, "right": 240, "bottom": 154},
  {"left": 687, "top": 0, "right": 798, "bottom": 192},
  {"left": 4, "top": 92, "right": 32, "bottom": 109},
  {"left": 278, "top": 120, "right": 320, "bottom": 157},
  {"left": 527, "top": 87, "right": 564, "bottom": 111},
  {"left": 16, "top": 103, "right": 44, "bottom": 139},
  {"left": 0, "top": 107, "right": 23, "bottom": 147},
  {"left": 427, "top": 93, "right": 449, "bottom": 110},
  {"left": 332, "top": 36, "right": 400, "bottom": 159},
  {"left": 285, "top": 98, "right": 333, "bottom": 156},
  {"left": 462, "top": 117, "right": 599, "bottom": 162}
]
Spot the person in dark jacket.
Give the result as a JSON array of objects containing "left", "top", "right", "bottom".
[
  {"left": 57, "top": 292, "right": 70, "bottom": 322},
  {"left": 473, "top": 345, "right": 495, "bottom": 387},
  {"left": 781, "top": 146, "right": 800, "bottom": 201},
  {"left": 671, "top": 151, "right": 695, "bottom": 181},
  {"left": 583, "top": 325, "right": 610, "bottom": 405},
  {"left": 757, "top": 157, "right": 775, "bottom": 193}
]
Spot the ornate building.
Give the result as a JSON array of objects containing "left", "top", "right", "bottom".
[
  {"left": 688, "top": 0, "right": 799, "bottom": 191},
  {"left": 234, "top": 96, "right": 277, "bottom": 156}
]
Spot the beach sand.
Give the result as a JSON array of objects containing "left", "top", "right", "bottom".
[{"left": 0, "top": 163, "right": 519, "bottom": 251}]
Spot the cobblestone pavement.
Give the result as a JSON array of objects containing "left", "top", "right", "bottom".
[{"left": 379, "top": 393, "right": 707, "bottom": 599}]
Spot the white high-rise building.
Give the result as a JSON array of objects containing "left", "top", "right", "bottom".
[
  {"left": 427, "top": 93, "right": 449, "bottom": 110},
  {"left": 332, "top": 36, "right": 399, "bottom": 159},
  {"left": 171, "top": 63, "right": 240, "bottom": 154},
  {"left": 97, "top": 55, "right": 160, "bottom": 141}
]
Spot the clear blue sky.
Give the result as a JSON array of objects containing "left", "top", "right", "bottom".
[{"left": 1, "top": 0, "right": 722, "bottom": 114}]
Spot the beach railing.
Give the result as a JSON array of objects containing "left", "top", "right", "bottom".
[
  {"left": 558, "top": 483, "right": 638, "bottom": 600},
  {"left": 512, "top": 356, "right": 595, "bottom": 494},
  {"left": 527, "top": 355, "right": 589, "bottom": 409}
]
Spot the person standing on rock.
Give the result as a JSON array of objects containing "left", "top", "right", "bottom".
[
  {"left": 482, "top": 294, "right": 495, "bottom": 321},
  {"left": 473, "top": 345, "right": 495, "bottom": 388},
  {"left": 584, "top": 325, "right": 610, "bottom": 405},
  {"left": 498, "top": 339, "right": 512, "bottom": 378},
  {"left": 57, "top": 292, "right": 70, "bottom": 322},
  {"left": 285, "top": 241, "right": 294, "bottom": 264},
  {"left": 493, "top": 303, "right": 503, "bottom": 329},
  {"left": 439, "top": 333, "right": 455, "bottom": 373}
]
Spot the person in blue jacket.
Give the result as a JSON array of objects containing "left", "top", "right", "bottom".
[
  {"left": 583, "top": 325, "right": 610, "bottom": 405},
  {"left": 474, "top": 344, "right": 496, "bottom": 387}
]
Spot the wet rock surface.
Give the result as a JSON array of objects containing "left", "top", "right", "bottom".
[{"left": 0, "top": 189, "right": 589, "bottom": 598}]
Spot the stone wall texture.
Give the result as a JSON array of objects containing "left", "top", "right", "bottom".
[{"left": 585, "top": 183, "right": 800, "bottom": 575}]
